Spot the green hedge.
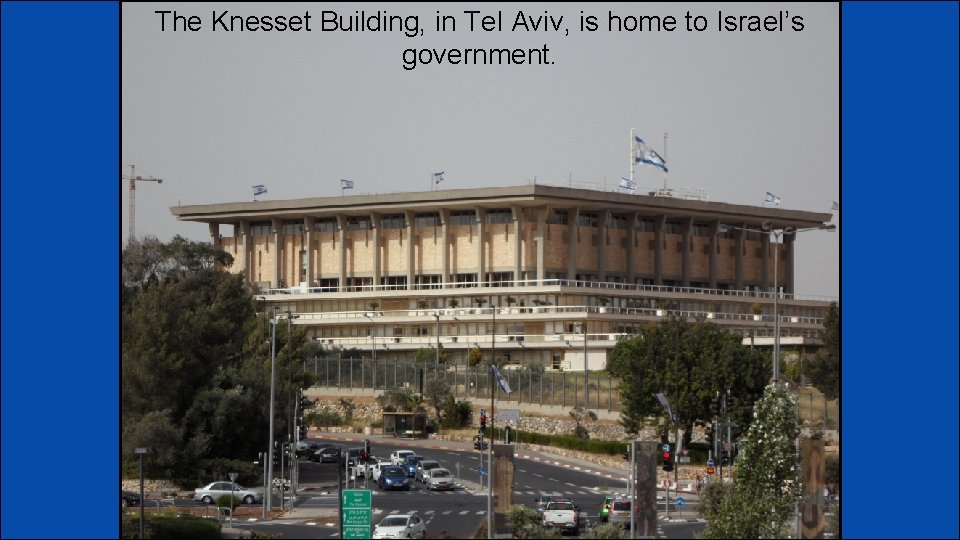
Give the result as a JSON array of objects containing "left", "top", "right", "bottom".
[
  {"left": 480, "top": 428, "right": 717, "bottom": 465},
  {"left": 122, "top": 514, "right": 222, "bottom": 539}
]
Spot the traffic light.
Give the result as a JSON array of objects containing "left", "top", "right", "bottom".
[
  {"left": 479, "top": 408, "right": 487, "bottom": 431},
  {"left": 362, "top": 439, "right": 371, "bottom": 462},
  {"left": 623, "top": 444, "right": 630, "bottom": 461},
  {"left": 662, "top": 449, "right": 673, "bottom": 472},
  {"left": 720, "top": 450, "right": 729, "bottom": 465}
]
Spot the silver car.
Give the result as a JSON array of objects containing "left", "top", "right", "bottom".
[
  {"left": 424, "top": 467, "right": 454, "bottom": 491},
  {"left": 415, "top": 459, "right": 441, "bottom": 483},
  {"left": 193, "top": 481, "right": 263, "bottom": 504}
]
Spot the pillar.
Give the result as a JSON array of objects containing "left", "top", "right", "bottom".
[
  {"left": 405, "top": 211, "right": 415, "bottom": 290},
  {"left": 567, "top": 207, "right": 580, "bottom": 281},
  {"left": 371, "top": 213, "right": 381, "bottom": 289},
  {"left": 734, "top": 223, "right": 745, "bottom": 290},
  {"left": 440, "top": 209, "right": 450, "bottom": 285},
  {"left": 512, "top": 207, "right": 522, "bottom": 285},
  {"left": 271, "top": 218, "right": 282, "bottom": 288},
  {"left": 708, "top": 221, "right": 719, "bottom": 289},
  {"left": 475, "top": 207, "right": 485, "bottom": 285},
  {"left": 654, "top": 215, "right": 666, "bottom": 284},
  {"left": 304, "top": 217, "right": 315, "bottom": 287},
  {"left": 681, "top": 218, "right": 692, "bottom": 287},
  {"left": 626, "top": 212, "right": 637, "bottom": 284},
  {"left": 784, "top": 231, "right": 796, "bottom": 295},
  {"left": 597, "top": 210, "right": 610, "bottom": 281},
  {"left": 337, "top": 215, "right": 347, "bottom": 292},
  {"left": 535, "top": 208, "right": 547, "bottom": 284}
]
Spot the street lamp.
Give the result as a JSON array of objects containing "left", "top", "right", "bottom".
[
  {"left": 761, "top": 221, "right": 836, "bottom": 384},
  {"left": 135, "top": 448, "right": 148, "bottom": 540},
  {"left": 720, "top": 222, "right": 835, "bottom": 384},
  {"left": 434, "top": 311, "right": 441, "bottom": 368},
  {"left": 266, "top": 306, "right": 279, "bottom": 514}
]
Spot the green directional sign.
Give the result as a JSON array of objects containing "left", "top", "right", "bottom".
[{"left": 342, "top": 489, "right": 372, "bottom": 539}]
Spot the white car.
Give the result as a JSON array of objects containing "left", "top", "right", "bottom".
[
  {"left": 372, "top": 512, "right": 426, "bottom": 539},
  {"left": 390, "top": 450, "right": 415, "bottom": 466},
  {"left": 424, "top": 467, "right": 454, "bottom": 491},
  {"left": 369, "top": 460, "right": 392, "bottom": 482},
  {"left": 193, "top": 481, "right": 262, "bottom": 504}
]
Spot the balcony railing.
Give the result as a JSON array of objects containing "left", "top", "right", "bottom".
[
  {"left": 293, "top": 305, "right": 825, "bottom": 326},
  {"left": 259, "top": 278, "right": 836, "bottom": 303}
]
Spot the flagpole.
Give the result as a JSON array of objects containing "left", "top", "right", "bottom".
[
  {"left": 630, "top": 128, "right": 635, "bottom": 184},
  {"left": 663, "top": 132, "right": 669, "bottom": 190}
]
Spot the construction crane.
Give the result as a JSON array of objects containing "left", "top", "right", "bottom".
[{"left": 124, "top": 164, "right": 163, "bottom": 244}]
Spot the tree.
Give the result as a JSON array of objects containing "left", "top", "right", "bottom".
[
  {"left": 608, "top": 318, "right": 769, "bottom": 444},
  {"left": 702, "top": 384, "right": 802, "bottom": 539},
  {"left": 569, "top": 406, "right": 598, "bottom": 440},
  {"left": 414, "top": 345, "right": 447, "bottom": 365},
  {"left": 376, "top": 388, "right": 422, "bottom": 412},
  {"left": 467, "top": 346, "right": 483, "bottom": 367},
  {"left": 806, "top": 302, "right": 840, "bottom": 399},
  {"left": 121, "top": 236, "right": 316, "bottom": 485},
  {"left": 424, "top": 378, "right": 453, "bottom": 425}
]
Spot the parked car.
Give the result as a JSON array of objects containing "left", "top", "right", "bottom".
[
  {"left": 424, "top": 467, "right": 454, "bottom": 491},
  {"left": 415, "top": 459, "right": 442, "bottom": 483},
  {"left": 534, "top": 492, "right": 565, "bottom": 515},
  {"left": 193, "top": 481, "right": 262, "bottom": 504},
  {"left": 377, "top": 465, "right": 411, "bottom": 491},
  {"left": 310, "top": 446, "right": 341, "bottom": 463},
  {"left": 390, "top": 450, "right": 415, "bottom": 466},
  {"left": 343, "top": 447, "right": 363, "bottom": 466},
  {"left": 372, "top": 512, "right": 426, "bottom": 539},
  {"left": 121, "top": 491, "right": 141, "bottom": 508},
  {"left": 402, "top": 455, "right": 424, "bottom": 478}
]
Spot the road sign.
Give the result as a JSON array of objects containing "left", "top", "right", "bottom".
[
  {"left": 676, "top": 497, "right": 685, "bottom": 507},
  {"left": 342, "top": 489, "right": 372, "bottom": 539},
  {"left": 706, "top": 466, "right": 715, "bottom": 475},
  {"left": 707, "top": 459, "right": 715, "bottom": 467},
  {"left": 496, "top": 409, "right": 520, "bottom": 421},
  {"left": 478, "top": 467, "right": 486, "bottom": 476},
  {"left": 661, "top": 443, "right": 670, "bottom": 453}
]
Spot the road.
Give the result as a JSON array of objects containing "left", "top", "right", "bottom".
[{"left": 230, "top": 436, "right": 705, "bottom": 538}]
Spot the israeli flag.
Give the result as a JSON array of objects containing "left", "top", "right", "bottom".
[
  {"left": 634, "top": 136, "right": 669, "bottom": 172},
  {"left": 765, "top": 192, "right": 781, "bottom": 205},
  {"left": 618, "top": 177, "right": 637, "bottom": 192},
  {"left": 433, "top": 171, "right": 445, "bottom": 184},
  {"left": 831, "top": 201, "right": 840, "bottom": 211},
  {"left": 340, "top": 179, "right": 354, "bottom": 190},
  {"left": 492, "top": 365, "right": 512, "bottom": 394},
  {"left": 252, "top": 185, "right": 267, "bottom": 196},
  {"left": 654, "top": 392, "right": 677, "bottom": 425}
]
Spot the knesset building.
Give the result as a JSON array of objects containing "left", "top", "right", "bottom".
[{"left": 172, "top": 184, "right": 835, "bottom": 371}]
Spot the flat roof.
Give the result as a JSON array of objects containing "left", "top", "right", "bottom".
[{"left": 171, "top": 184, "right": 832, "bottom": 228}]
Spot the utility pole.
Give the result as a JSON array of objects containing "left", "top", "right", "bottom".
[{"left": 124, "top": 165, "right": 162, "bottom": 244}]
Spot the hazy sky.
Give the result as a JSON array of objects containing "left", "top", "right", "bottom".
[{"left": 122, "top": 2, "right": 839, "bottom": 298}]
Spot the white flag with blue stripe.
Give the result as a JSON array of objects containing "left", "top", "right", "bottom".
[
  {"left": 252, "top": 184, "right": 267, "bottom": 196},
  {"left": 492, "top": 364, "right": 512, "bottom": 394},
  {"left": 765, "top": 192, "right": 781, "bottom": 205},
  {"left": 634, "top": 136, "right": 668, "bottom": 172},
  {"left": 831, "top": 201, "right": 839, "bottom": 211},
  {"left": 340, "top": 179, "right": 354, "bottom": 190},
  {"left": 618, "top": 177, "right": 637, "bottom": 192},
  {"left": 433, "top": 171, "right": 444, "bottom": 184}
]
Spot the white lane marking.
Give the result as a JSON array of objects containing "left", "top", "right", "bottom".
[
  {"left": 459, "top": 510, "right": 470, "bottom": 515},
  {"left": 565, "top": 482, "right": 576, "bottom": 487},
  {"left": 442, "top": 511, "right": 452, "bottom": 515},
  {"left": 533, "top": 473, "right": 544, "bottom": 478},
  {"left": 548, "top": 478, "right": 559, "bottom": 482}
]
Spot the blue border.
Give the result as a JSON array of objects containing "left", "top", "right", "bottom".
[
  {"left": 1, "top": 2, "right": 119, "bottom": 538},
  {"left": 842, "top": 2, "right": 958, "bottom": 539}
]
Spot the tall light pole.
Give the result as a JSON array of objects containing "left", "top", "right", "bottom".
[
  {"left": 721, "top": 222, "right": 835, "bottom": 385},
  {"left": 266, "top": 306, "right": 279, "bottom": 514},
  {"left": 434, "top": 311, "right": 441, "bottom": 368}
]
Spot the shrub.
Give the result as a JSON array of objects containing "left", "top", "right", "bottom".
[
  {"left": 123, "top": 514, "right": 222, "bottom": 539},
  {"left": 216, "top": 494, "right": 241, "bottom": 510},
  {"left": 582, "top": 523, "right": 627, "bottom": 539}
]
